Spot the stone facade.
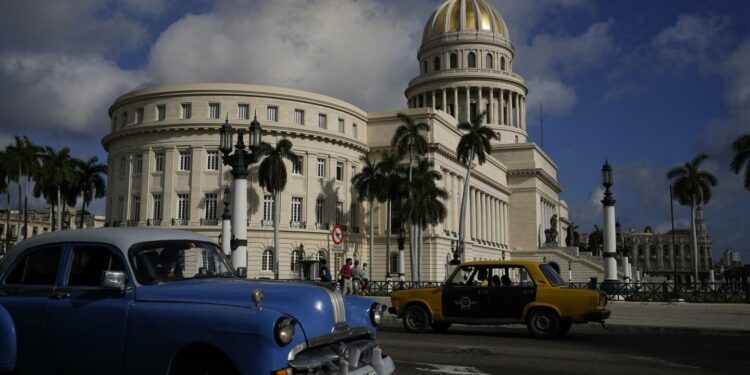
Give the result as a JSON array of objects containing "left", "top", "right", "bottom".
[{"left": 102, "top": 0, "right": 570, "bottom": 281}]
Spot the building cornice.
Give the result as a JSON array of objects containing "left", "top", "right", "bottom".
[{"left": 507, "top": 168, "right": 563, "bottom": 193}]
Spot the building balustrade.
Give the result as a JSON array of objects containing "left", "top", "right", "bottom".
[
  {"left": 289, "top": 221, "right": 306, "bottom": 229},
  {"left": 147, "top": 219, "right": 162, "bottom": 226},
  {"left": 126, "top": 220, "right": 139, "bottom": 227},
  {"left": 261, "top": 220, "right": 274, "bottom": 228},
  {"left": 171, "top": 218, "right": 189, "bottom": 226},
  {"left": 200, "top": 218, "right": 219, "bottom": 226}
]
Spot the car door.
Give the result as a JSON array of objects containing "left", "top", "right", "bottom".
[
  {"left": 44, "top": 243, "right": 134, "bottom": 375},
  {"left": 0, "top": 244, "right": 64, "bottom": 369},
  {"left": 442, "top": 266, "right": 492, "bottom": 320},
  {"left": 487, "top": 266, "right": 536, "bottom": 319}
]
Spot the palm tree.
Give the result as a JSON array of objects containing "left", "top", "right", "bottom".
[
  {"left": 667, "top": 154, "right": 718, "bottom": 284},
  {"left": 403, "top": 157, "right": 448, "bottom": 280},
  {"left": 4, "top": 136, "right": 42, "bottom": 239},
  {"left": 257, "top": 139, "right": 299, "bottom": 280},
  {"left": 352, "top": 155, "right": 386, "bottom": 274},
  {"left": 35, "top": 147, "right": 78, "bottom": 231},
  {"left": 730, "top": 134, "right": 750, "bottom": 190},
  {"left": 455, "top": 111, "right": 495, "bottom": 261},
  {"left": 76, "top": 156, "right": 108, "bottom": 228},
  {"left": 391, "top": 113, "right": 430, "bottom": 281},
  {"left": 378, "top": 150, "right": 404, "bottom": 278},
  {"left": 566, "top": 222, "right": 579, "bottom": 247}
]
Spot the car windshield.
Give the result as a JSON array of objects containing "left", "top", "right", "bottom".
[
  {"left": 129, "top": 240, "right": 235, "bottom": 284},
  {"left": 539, "top": 264, "right": 566, "bottom": 286}
]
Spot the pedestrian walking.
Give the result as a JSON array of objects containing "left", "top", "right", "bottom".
[
  {"left": 352, "top": 260, "right": 362, "bottom": 295},
  {"left": 340, "top": 258, "right": 353, "bottom": 295},
  {"left": 361, "top": 262, "right": 370, "bottom": 295},
  {"left": 319, "top": 258, "right": 331, "bottom": 282}
]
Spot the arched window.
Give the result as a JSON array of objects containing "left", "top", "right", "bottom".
[
  {"left": 291, "top": 249, "right": 305, "bottom": 272},
  {"left": 262, "top": 249, "right": 273, "bottom": 272},
  {"left": 450, "top": 53, "right": 458, "bottom": 69},
  {"left": 468, "top": 52, "right": 477, "bottom": 68},
  {"left": 485, "top": 53, "right": 493, "bottom": 69},
  {"left": 434, "top": 56, "right": 441, "bottom": 71},
  {"left": 500, "top": 56, "right": 506, "bottom": 71}
]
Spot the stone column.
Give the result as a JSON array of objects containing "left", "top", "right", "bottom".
[
  {"left": 478, "top": 86, "right": 483, "bottom": 121},
  {"left": 504, "top": 202, "right": 509, "bottom": 246},
  {"left": 501, "top": 90, "right": 506, "bottom": 125},
  {"left": 431, "top": 91, "right": 436, "bottom": 110},
  {"left": 442, "top": 90, "right": 447, "bottom": 113},
  {"left": 489, "top": 88, "right": 495, "bottom": 124},
  {"left": 453, "top": 87, "right": 459, "bottom": 119},
  {"left": 469, "top": 188, "right": 475, "bottom": 239},
  {"left": 465, "top": 86, "right": 471, "bottom": 122},
  {"left": 602, "top": 188, "right": 617, "bottom": 282}
]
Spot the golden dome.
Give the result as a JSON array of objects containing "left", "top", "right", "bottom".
[{"left": 423, "top": 0, "right": 509, "bottom": 41}]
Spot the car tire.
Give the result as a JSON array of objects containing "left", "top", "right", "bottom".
[
  {"left": 403, "top": 305, "right": 430, "bottom": 333},
  {"left": 526, "top": 309, "right": 560, "bottom": 339},
  {"left": 430, "top": 321, "right": 452, "bottom": 332},
  {"left": 557, "top": 321, "right": 572, "bottom": 337},
  {"left": 170, "top": 350, "right": 239, "bottom": 375}
]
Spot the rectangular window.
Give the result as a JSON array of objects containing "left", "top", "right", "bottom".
[
  {"left": 154, "top": 152, "right": 164, "bottom": 172},
  {"left": 177, "top": 194, "right": 189, "bottom": 220},
  {"left": 336, "top": 161, "right": 344, "bottom": 181},
  {"left": 353, "top": 123, "right": 358, "bottom": 138},
  {"left": 336, "top": 202, "right": 343, "bottom": 225},
  {"left": 134, "top": 155, "right": 143, "bottom": 174},
  {"left": 338, "top": 118, "right": 345, "bottom": 133},
  {"left": 206, "top": 151, "right": 219, "bottom": 171},
  {"left": 181, "top": 103, "right": 192, "bottom": 119},
  {"left": 292, "top": 156, "right": 303, "bottom": 175},
  {"left": 179, "top": 151, "right": 191, "bottom": 171},
  {"left": 263, "top": 195, "right": 275, "bottom": 223},
  {"left": 294, "top": 109, "right": 305, "bottom": 125},
  {"left": 318, "top": 114, "right": 327, "bottom": 129},
  {"left": 157, "top": 104, "right": 166, "bottom": 121},
  {"left": 315, "top": 199, "right": 325, "bottom": 225},
  {"left": 267, "top": 106, "right": 278, "bottom": 122},
  {"left": 291, "top": 197, "right": 302, "bottom": 224},
  {"left": 119, "top": 157, "right": 127, "bottom": 177},
  {"left": 205, "top": 194, "right": 218, "bottom": 220},
  {"left": 135, "top": 108, "right": 144, "bottom": 124},
  {"left": 316, "top": 158, "right": 326, "bottom": 178},
  {"left": 153, "top": 194, "right": 163, "bottom": 220},
  {"left": 132, "top": 196, "right": 141, "bottom": 221},
  {"left": 209, "top": 103, "right": 220, "bottom": 119},
  {"left": 238, "top": 104, "right": 249, "bottom": 120}
]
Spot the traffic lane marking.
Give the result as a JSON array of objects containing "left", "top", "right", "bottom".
[{"left": 395, "top": 361, "right": 492, "bottom": 375}]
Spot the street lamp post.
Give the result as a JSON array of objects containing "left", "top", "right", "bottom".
[
  {"left": 601, "top": 160, "right": 618, "bottom": 287},
  {"left": 219, "top": 115, "right": 263, "bottom": 275},
  {"left": 397, "top": 227, "right": 406, "bottom": 283},
  {"left": 221, "top": 186, "right": 232, "bottom": 256}
]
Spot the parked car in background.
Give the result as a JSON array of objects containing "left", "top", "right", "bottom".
[
  {"left": 0, "top": 228, "right": 394, "bottom": 374},
  {"left": 389, "top": 261, "right": 609, "bottom": 338}
]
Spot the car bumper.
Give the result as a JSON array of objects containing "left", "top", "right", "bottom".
[
  {"left": 583, "top": 309, "right": 611, "bottom": 322},
  {"left": 288, "top": 340, "right": 395, "bottom": 375}
]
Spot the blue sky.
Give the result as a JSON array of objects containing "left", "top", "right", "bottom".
[{"left": 1, "top": 0, "right": 749, "bottom": 262}]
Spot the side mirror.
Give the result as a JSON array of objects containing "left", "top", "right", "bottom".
[
  {"left": 236, "top": 267, "right": 247, "bottom": 278},
  {"left": 101, "top": 271, "right": 127, "bottom": 291}
]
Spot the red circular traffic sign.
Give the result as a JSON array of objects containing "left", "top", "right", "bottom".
[{"left": 331, "top": 225, "right": 344, "bottom": 245}]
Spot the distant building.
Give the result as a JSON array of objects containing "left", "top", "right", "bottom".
[
  {"left": 621, "top": 206, "right": 713, "bottom": 283},
  {"left": 721, "top": 249, "right": 742, "bottom": 267},
  {"left": 0, "top": 208, "right": 106, "bottom": 252}
]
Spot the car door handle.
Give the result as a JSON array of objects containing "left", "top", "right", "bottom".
[{"left": 51, "top": 292, "right": 71, "bottom": 300}]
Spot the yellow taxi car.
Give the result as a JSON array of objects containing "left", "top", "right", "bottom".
[{"left": 389, "top": 261, "right": 609, "bottom": 338}]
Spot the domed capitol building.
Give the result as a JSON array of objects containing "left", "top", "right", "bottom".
[{"left": 103, "top": 0, "right": 581, "bottom": 281}]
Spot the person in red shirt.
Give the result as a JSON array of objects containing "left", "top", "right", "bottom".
[{"left": 340, "top": 258, "right": 353, "bottom": 295}]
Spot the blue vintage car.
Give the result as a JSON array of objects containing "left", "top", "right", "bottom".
[{"left": 0, "top": 228, "right": 395, "bottom": 375}]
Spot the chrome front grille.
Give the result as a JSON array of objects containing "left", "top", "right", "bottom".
[{"left": 322, "top": 287, "right": 346, "bottom": 324}]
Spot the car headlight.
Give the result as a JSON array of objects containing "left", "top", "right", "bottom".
[
  {"left": 370, "top": 303, "right": 385, "bottom": 326},
  {"left": 274, "top": 317, "right": 296, "bottom": 346}
]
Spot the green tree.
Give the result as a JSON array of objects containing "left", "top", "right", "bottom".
[
  {"left": 667, "top": 154, "right": 718, "bottom": 284},
  {"left": 352, "top": 155, "right": 386, "bottom": 274},
  {"left": 730, "top": 134, "right": 750, "bottom": 190},
  {"left": 587, "top": 225, "right": 603, "bottom": 256},
  {"left": 455, "top": 111, "right": 495, "bottom": 261},
  {"left": 76, "top": 156, "right": 108, "bottom": 228},
  {"left": 257, "top": 139, "right": 299, "bottom": 280},
  {"left": 391, "top": 113, "right": 430, "bottom": 280},
  {"left": 4, "top": 136, "right": 42, "bottom": 239},
  {"left": 403, "top": 157, "right": 447, "bottom": 280},
  {"left": 566, "top": 222, "right": 579, "bottom": 247},
  {"left": 378, "top": 150, "right": 404, "bottom": 278},
  {"left": 35, "top": 147, "right": 78, "bottom": 231}
]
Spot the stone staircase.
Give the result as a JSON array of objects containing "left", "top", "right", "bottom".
[{"left": 512, "top": 246, "right": 623, "bottom": 283}]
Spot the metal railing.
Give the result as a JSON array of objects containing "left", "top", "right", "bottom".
[
  {"left": 568, "top": 282, "right": 750, "bottom": 304},
  {"left": 171, "top": 218, "right": 189, "bottom": 226},
  {"left": 200, "top": 218, "right": 219, "bottom": 226},
  {"left": 147, "top": 219, "right": 162, "bottom": 226}
]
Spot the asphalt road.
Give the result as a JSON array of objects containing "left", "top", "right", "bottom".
[{"left": 377, "top": 321, "right": 749, "bottom": 375}]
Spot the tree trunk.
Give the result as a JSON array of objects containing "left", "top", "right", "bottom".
[
  {"left": 369, "top": 201, "right": 375, "bottom": 278},
  {"left": 57, "top": 188, "right": 62, "bottom": 231},
  {"left": 79, "top": 195, "right": 86, "bottom": 229},
  {"left": 385, "top": 199, "right": 392, "bottom": 278},
  {"left": 457, "top": 149, "right": 475, "bottom": 262},
  {"left": 408, "top": 148, "right": 417, "bottom": 282},
  {"left": 690, "top": 201, "right": 699, "bottom": 286},
  {"left": 16, "top": 168, "right": 21, "bottom": 239},
  {"left": 417, "top": 225, "right": 423, "bottom": 281},
  {"left": 273, "top": 191, "right": 281, "bottom": 280}
]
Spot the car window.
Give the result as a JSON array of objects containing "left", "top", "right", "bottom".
[
  {"left": 492, "top": 266, "right": 534, "bottom": 287},
  {"left": 5, "top": 246, "right": 63, "bottom": 285},
  {"left": 67, "top": 245, "right": 127, "bottom": 287},
  {"left": 130, "top": 240, "right": 234, "bottom": 284},
  {"left": 539, "top": 264, "right": 566, "bottom": 286},
  {"left": 446, "top": 266, "right": 476, "bottom": 286}
]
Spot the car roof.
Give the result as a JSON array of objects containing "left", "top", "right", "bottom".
[{"left": 0, "top": 228, "right": 213, "bottom": 273}]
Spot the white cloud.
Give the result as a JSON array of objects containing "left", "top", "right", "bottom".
[
  {"left": 652, "top": 14, "right": 733, "bottom": 70},
  {"left": 146, "top": 0, "right": 420, "bottom": 111},
  {"left": 0, "top": 53, "right": 150, "bottom": 134}
]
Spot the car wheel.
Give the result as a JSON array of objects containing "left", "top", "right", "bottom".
[
  {"left": 403, "top": 305, "right": 430, "bottom": 333},
  {"left": 430, "top": 321, "right": 452, "bottom": 332},
  {"left": 526, "top": 309, "right": 560, "bottom": 339},
  {"left": 557, "top": 321, "right": 572, "bottom": 337},
  {"left": 170, "top": 351, "right": 239, "bottom": 375}
]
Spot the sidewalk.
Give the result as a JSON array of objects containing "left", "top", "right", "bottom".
[{"left": 368, "top": 296, "right": 750, "bottom": 334}]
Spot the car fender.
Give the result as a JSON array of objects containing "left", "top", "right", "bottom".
[
  {"left": 521, "top": 302, "right": 562, "bottom": 322},
  {"left": 0, "top": 305, "right": 16, "bottom": 372},
  {"left": 401, "top": 299, "right": 436, "bottom": 320}
]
